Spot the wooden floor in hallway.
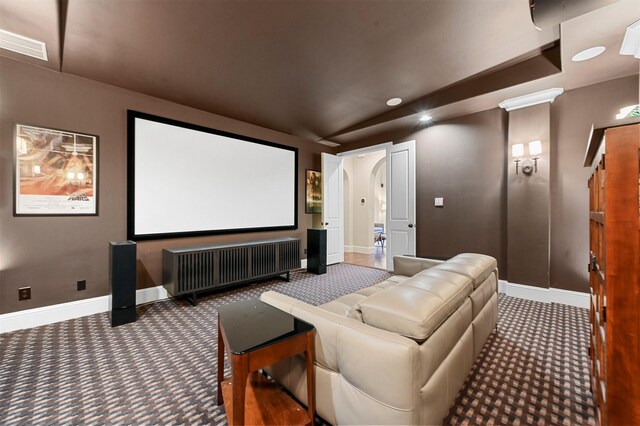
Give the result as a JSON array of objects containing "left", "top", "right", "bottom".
[{"left": 343, "top": 247, "right": 387, "bottom": 270}]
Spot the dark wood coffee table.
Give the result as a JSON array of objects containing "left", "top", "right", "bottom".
[{"left": 216, "top": 299, "right": 315, "bottom": 426}]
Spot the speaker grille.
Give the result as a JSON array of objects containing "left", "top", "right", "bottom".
[{"left": 163, "top": 238, "right": 301, "bottom": 296}]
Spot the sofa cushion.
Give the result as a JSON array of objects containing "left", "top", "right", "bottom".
[
  {"left": 319, "top": 293, "right": 368, "bottom": 321},
  {"left": 430, "top": 253, "right": 497, "bottom": 288},
  {"left": 318, "top": 274, "right": 409, "bottom": 320},
  {"left": 355, "top": 286, "right": 383, "bottom": 297},
  {"left": 356, "top": 270, "right": 473, "bottom": 341},
  {"left": 375, "top": 274, "right": 410, "bottom": 288}
]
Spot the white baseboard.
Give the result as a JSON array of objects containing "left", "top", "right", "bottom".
[
  {"left": 344, "top": 245, "right": 375, "bottom": 255},
  {"left": 0, "top": 262, "right": 312, "bottom": 334},
  {"left": 0, "top": 286, "right": 170, "bottom": 334},
  {"left": 498, "top": 280, "right": 589, "bottom": 308},
  {"left": 1, "top": 271, "right": 588, "bottom": 334},
  {"left": 135, "top": 286, "right": 169, "bottom": 305}
]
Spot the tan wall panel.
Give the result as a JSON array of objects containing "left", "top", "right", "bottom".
[{"left": 507, "top": 103, "right": 550, "bottom": 288}]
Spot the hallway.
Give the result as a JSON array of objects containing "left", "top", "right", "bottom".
[{"left": 343, "top": 246, "right": 387, "bottom": 270}]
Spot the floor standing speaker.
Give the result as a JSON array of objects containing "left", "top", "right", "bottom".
[
  {"left": 109, "top": 241, "right": 137, "bottom": 327},
  {"left": 307, "top": 228, "right": 327, "bottom": 275}
]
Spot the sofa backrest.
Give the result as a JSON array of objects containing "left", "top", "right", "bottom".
[
  {"left": 393, "top": 255, "right": 445, "bottom": 277},
  {"left": 430, "top": 252, "right": 497, "bottom": 288},
  {"left": 355, "top": 269, "right": 473, "bottom": 341}
]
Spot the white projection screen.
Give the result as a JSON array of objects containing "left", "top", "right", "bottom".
[{"left": 127, "top": 111, "right": 298, "bottom": 240}]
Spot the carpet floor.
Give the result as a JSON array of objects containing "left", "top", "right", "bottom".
[{"left": 0, "top": 264, "right": 595, "bottom": 425}]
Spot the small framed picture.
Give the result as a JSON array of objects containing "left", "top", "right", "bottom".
[
  {"left": 14, "top": 124, "right": 98, "bottom": 216},
  {"left": 305, "top": 169, "right": 321, "bottom": 214}
]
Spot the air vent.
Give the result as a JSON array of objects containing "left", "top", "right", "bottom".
[
  {"left": 317, "top": 140, "right": 340, "bottom": 147},
  {"left": 0, "top": 29, "right": 48, "bottom": 61}
]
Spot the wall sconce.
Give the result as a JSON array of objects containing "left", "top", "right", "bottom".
[{"left": 511, "top": 141, "right": 542, "bottom": 175}]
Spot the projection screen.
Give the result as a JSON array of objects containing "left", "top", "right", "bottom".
[{"left": 127, "top": 111, "right": 298, "bottom": 240}]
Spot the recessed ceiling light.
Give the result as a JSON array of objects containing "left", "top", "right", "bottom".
[
  {"left": 386, "top": 98, "right": 402, "bottom": 106},
  {"left": 419, "top": 114, "right": 432, "bottom": 122},
  {"left": 571, "top": 46, "right": 605, "bottom": 62},
  {"left": 620, "top": 19, "right": 640, "bottom": 58}
]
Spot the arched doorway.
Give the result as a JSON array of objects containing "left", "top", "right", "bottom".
[{"left": 341, "top": 149, "right": 387, "bottom": 269}]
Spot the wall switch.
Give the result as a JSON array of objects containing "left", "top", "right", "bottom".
[
  {"left": 304, "top": 248, "right": 308, "bottom": 254},
  {"left": 18, "top": 286, "right": 31, "bottom": 301},
  {"left": 77, "top": 280, "right": 86, "bottom": 291},
  {"left": 434, "top": 197, "right": 444, "bottom": 207}
]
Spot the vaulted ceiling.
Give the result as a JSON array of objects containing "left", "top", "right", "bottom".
[{"left": 1, "top": 0, "right": 638, "bottom": 145}]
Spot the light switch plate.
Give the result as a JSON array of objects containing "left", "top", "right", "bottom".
[{"left": 434, "top": 197, "right": 444, "bottom": 207}]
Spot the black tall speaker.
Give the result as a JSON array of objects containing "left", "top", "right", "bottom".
[
  {"left": 109, "top": 241, "right": 137, "bottom": 327},
  {"left": 307, "top": 228, "right": 327, "bottom": 275}
]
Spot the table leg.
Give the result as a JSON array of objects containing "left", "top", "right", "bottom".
[
  {"left": 231, "top": 354, "right": 249, "bottom": 426},
  {"left": 305, "top": 330, "right": 316, "bottom": 422},
  {"left": 216, "top": 314, "right": 224, "bottom": 405}
]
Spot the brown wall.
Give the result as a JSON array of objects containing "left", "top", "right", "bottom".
[
  {"left": 1, "top": 56, "right": 636, "bottom": 316},
  {"left": 368, "top": 109, "right": 508, "bottom": 274},
  {"left": 0, "top": 57, "right": 330, "bottom": 315},
  {"left": 550, "top": 75, "right": 638, "bottom": 292},
  {"left": 339, "top": 76, "right": 637, "bottom": 292}
]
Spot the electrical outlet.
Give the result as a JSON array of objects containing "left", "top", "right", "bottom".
[
  {"left": 18, "top": 286, "right": 31, "bottom": 301},
  {"left": 77, "top": 280, "right": 86, "bottom": 291}
]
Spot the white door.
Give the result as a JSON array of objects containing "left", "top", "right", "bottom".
[
  {"left": 386, "top": 140, "right": 416, "bottom": 270},
  {"left": 322, "top": 153, "right": 344, "bottom": 265}
]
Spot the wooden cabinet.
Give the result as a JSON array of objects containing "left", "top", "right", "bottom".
[{"left": 586, "top": 123, "right": 640, "bottom": 425}]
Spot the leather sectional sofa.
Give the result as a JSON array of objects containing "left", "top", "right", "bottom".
[{"left": 260, "top": 252, "right": 498, "bottom": 425}]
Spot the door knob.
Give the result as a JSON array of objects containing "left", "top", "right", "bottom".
[{"left": 408, "top": 223, "right": 414, "bottom": 228}]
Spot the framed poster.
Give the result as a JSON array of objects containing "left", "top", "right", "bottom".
[
  {"left": 14, "top": 124, "right": 98, "bottom": 216},
  {"left": 305, "top": 169, "right": 321, "bottom": 214}
]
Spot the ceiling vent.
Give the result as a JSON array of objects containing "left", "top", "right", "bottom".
[
  {"left": 0, "top": 29, "right": 48, "bottom": 61},
  {"left": 317, "top": 139, "right": 340, "bottom": 147}
]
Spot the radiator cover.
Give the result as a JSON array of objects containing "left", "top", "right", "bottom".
[{"left": 162, "top": 237, "right": 301, "bottom": 297}]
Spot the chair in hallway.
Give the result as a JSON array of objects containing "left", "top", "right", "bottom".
[{"left": 373, "top": 223, "right": 386, "bottom": 248}]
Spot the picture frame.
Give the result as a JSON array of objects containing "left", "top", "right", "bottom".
[
  {"left": 305, "top": 169, "right": 322, "bottom": 214},
  {"left": 14, "top": 124, "right": 99, "bottom": 216}
]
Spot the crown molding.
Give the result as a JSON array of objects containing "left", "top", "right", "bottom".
[
  {"left": 499, "top": 87, "right": 564, "bottom": 111},
  {"left": 620, "top": 19, "right": 640, "bottom": 58}
]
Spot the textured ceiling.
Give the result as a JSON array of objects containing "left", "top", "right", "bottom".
[{"left": 0, "top": 0, "right": 638, "bottom": 145}]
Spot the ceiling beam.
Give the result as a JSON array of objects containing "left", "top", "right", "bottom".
[
  {"left": 57, "top": 0, "right": 68, "bottom": 71},
  {"left": 323, "top": 40, "right": 562, "bottom": 142}
]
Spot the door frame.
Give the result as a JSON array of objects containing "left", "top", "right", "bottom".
[{"left": 338, "top": 142, "right": 407, "bottom": 269}]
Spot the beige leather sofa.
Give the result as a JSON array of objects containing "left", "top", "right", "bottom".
[{"left": 260, "top": 253, "right": 498, "bottom": 425}]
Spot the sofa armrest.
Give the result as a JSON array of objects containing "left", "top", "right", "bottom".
[
  {"left": 393, "top": 255, "right": 445, "bottom": 276},
  {"left": 260, "top": 291, "right": 421, "bottom": 420}
]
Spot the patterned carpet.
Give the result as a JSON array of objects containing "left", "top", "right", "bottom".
[
  {"left": 445, "top": 296, "right": 595, "bottom": 426},
  {"left": 0, "top": 264, "right": 595, "bottom": 425}
]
